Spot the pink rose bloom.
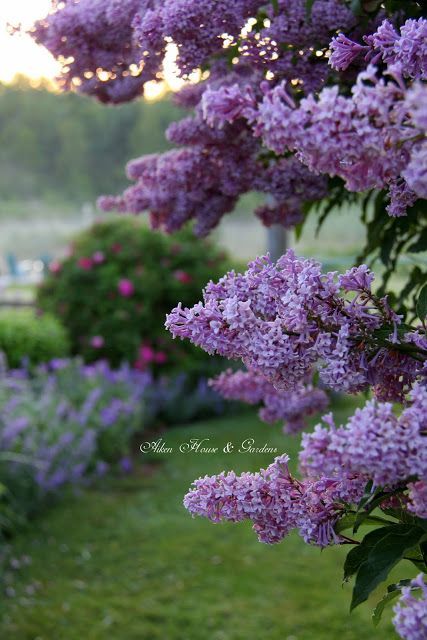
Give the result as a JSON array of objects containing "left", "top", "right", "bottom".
[
  {"left": 92, "top": 251, "right": 105, "bottom": 264},
  {"left": 118, "top": 278, "right": 134, "bottom": 297},
  {"left": 90, "top": 336, "right": 105, "bottom": 349},
  {"left": 140, "top": 345, "right": 155, "bottom": 363},
  {"left": 49, "top": 260, "right": 62, "bottom": 274},
  {"left": 78, "top": 257, "right": 93, "bottom": 270},
  {"left": 173, "top": 270, "right": 193, "bottom": 284}
]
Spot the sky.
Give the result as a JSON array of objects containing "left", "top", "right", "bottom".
[
  {"left": 0, "top": 0, "right": 188, "bottom": 97},
  {"left": 0, "top": 0, "right": 60, "bottom": 83}
]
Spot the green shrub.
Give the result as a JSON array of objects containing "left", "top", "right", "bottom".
[
  {"left": 37, "top": 218, "right": 232, "bottom": 376},
  {"left": 0, "top": 309, "right": 69, "bottom": 368}
]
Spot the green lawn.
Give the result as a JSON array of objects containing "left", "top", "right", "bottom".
[{"left": 0, "top": 405, "right": 402, "bottom": 640}]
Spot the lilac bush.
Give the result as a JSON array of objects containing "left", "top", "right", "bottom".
[{"left": 28, "top": 0, "right": 427, "bottom": 637}]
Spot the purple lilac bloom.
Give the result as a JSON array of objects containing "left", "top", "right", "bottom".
[
  {"left": 330, "top": 18, "right": 427, "bottom": 80},
  {"left": 254, "top": 66, "right": 426, "bottom": 215},
  {"left": 167, "top": 251, "right": 424, "bottom": 400},
  {"left": 300, "top": 384, "right": 427, "bottom": 491},
  {"left": 393, "top": 574, "right": 427, "bottom": 640},
  {"left": 210, "top": 368, "right": 328, "bottom": 434},
  {"left": 184, "top": 453, "right": 359, "bottom": 547}
]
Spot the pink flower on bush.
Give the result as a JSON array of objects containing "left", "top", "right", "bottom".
[
  {"left": 118, "top": 278, "right": 134, "bottom": 297},
  {"left": 49, "top": 260, "right": 62, "bottom": 274},
  {"left": 134, "top": 343, "right": 167, "bottom": 369},
  {"left": 173, "top": 270, "right": 193, "bottom": 284},
  {"left": 78, "top": 257, "right": 93, "bottom": 271},
  {"left": 140, "top": 344, "right": 155, "bottom": 363},
  {"left": 92, "top": 251, "right": 105, "bottom": 264},
  {"left": 154, "top": 351, "right": 167, "bottom": 364},
  {"left": 111, "top": 243, "right": 122, "bottom": 254},
  {"left": 90, "top": 336, "right": 105, "bottom": 349}
]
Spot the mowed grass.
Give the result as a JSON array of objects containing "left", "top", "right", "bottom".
[{"left": 0, "top": 404, "right": 402, "bottom": 640}]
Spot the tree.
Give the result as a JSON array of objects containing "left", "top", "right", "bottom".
[{"left": 29, "top": 1, "right": 427, "bottom": 637}]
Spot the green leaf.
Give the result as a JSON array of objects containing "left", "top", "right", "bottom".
[
  {"left": 305, "top": 0, "right": 315, "bottom": 15},
  {"left": 350, "top": 525, "right": 426, "bottom": 611},
  {"left": 335, "top": 513, "right": 393, "bottom": 535},
  {"left": 416, "top": 284, "right": 427, "bottom": 322},
  {"left": 344, "top": 526, "right": 390, "bottom": 581},
  {"left": 372, "top": 580, "right": 411, "bottom": 626},
  {"left": 271, "top": 0, "right": 279, "bottom": 13}
]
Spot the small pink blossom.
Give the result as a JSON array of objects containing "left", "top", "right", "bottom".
[
  {"left": 140, "top": 345, "right": 155, "bottom": 363},
  {"left": 118, "top": 278, "right": 134, "bottom": 297},
  {"left": 78, "top": 257, "right": 93, "bottom": 271},
  {"left": 92, "top": 251, "right": 105, "bottom": 264},
  {"left": 49, "top": 260, "right": 62, "bottom": 274},
  {"left": 90, "top": 336, "right": 105, "bottom": 349},
  {"left": 154, "top": 351, "right": 167, "bottom": 364},
  {"left": 174, "top": 270, "right": 193, "bottom": 284}
]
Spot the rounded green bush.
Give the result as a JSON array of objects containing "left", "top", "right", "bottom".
[
  {"left": 0, "top": 309, "right": 70, "bottom": 368},
  {"left": 37, "top": 218, "right": 232, "bottom": 376}
]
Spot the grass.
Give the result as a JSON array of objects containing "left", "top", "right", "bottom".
[{"left": 0, "top": 404, "right": 402, "bottom": 640}]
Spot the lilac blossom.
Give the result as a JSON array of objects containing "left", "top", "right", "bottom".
[
  {"left": 167, "top": 251, "right": 424, "bottom": 400},
  {"left": 254, "top": 66, "right": 426, "bottom": 215},
  {"left": 184, "top": 454, "right": 351, "bottom": 546},
  {"left": 330, "top": 18, "right": 427, "bottom": 80},
  {"left": 393, "top": 574, "right": 427, "bottom": 640},
  {"left": 300, "top": 384, "right": 427, "bottom": 489},
  {"left": 210, "top": 368, "right": 328, "bottom": 434}
]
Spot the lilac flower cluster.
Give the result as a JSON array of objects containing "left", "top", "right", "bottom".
[
  {"left": 31, "top": 0, "right": 356, "bottom": 234},
  {"left": 31, "top": 0, "right": 155, "bottom": 103},
  {"left": 167, "top": 251, "right": 425, "bottom": 400},
  {"left": 30, "top": 1, "right": 426, "bottom": 237},
  {"left": 184, "top": 453, "right": 361, "bottom": 546},
  {"left": 210, "top": 368, "right": 328, "bottom": 434},
  {"left": 254, "top": 64, "right": 426, "bottom": 216},
  {"left": 330, "top": 18, "right": 427, "bottom": 80},
  {"left": 300, "top": 384, "right": 427, "bottom": 514},
  {"left": 99, "top": 91, "right": 327, "bottom": 235},
  {"left": 393, "top": 574, "right": 427, "bottom": 640}
]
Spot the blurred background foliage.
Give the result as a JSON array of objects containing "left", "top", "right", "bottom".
[{"left": 0, "top": 77, "right": 184, "bottom": 203}]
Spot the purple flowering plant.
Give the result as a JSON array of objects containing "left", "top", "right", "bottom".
[
  {"left": 0, "top": 358, "right": 149, "bottom": 534},
  {"left": 27, "top": 0, "right": 427, "bottom": 637}
]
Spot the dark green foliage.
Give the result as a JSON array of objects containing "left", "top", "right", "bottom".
[
  {"left": 37, "top": 218, "right": 232, "bottom": 375},
  {"left": 0, "top": 309, "right": 69, "bottom": 368},
  {"left": 347, "top": 524, "right": 426, "bottom": 610}
]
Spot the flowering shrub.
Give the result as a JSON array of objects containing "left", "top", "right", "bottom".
[
  {"left": 29, "top": 0, "right": 427, "bottom": 637},
  {"left": 0, "top": 358, "right": 149, "bottom": 535},
  {"left": 37, "top": 218, "right": 231, "bottom": 375},
  {"left": 0, "top": 310, "right": 69, "bottom": 369}
]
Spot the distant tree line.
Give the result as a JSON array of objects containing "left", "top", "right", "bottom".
[{"left": 0, "top": 77, "right": 183, "bottom": 204}]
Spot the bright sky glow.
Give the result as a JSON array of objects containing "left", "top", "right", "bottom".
[
  {"left": 0, "top": 0, "right": 60, "bottom": 83},
  {"left": 0, "top": 0, "right": 194, "bottom": 99}
]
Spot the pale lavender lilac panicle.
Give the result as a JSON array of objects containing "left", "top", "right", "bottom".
[
  {"left": 210, "top": 368, "right": 328, "bottom": 434},
  {"left": 167, "top": 251, "right": 425, "bottom": 400},
  {"left": 393, "top": 574, "right": 427, "bottom": 640}
]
